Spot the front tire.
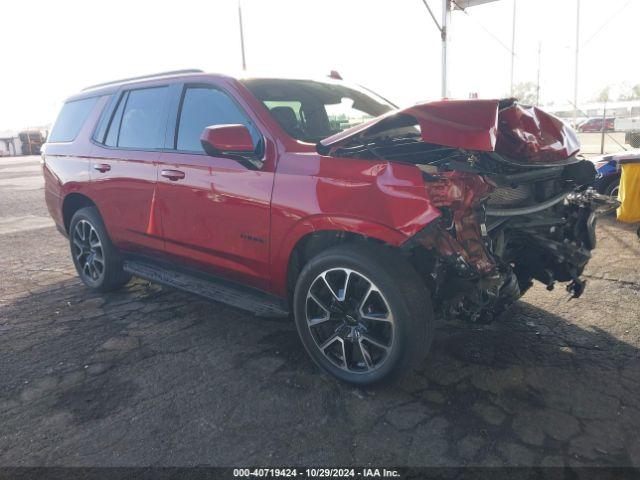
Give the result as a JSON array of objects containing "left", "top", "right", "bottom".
[
  {"left": 69, "top": 207, "right": 131, "bottom": 292},
  {"left": 293, "top": 243, "right": 434, "bottom": 385}
]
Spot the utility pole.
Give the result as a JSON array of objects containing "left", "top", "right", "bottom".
[
  {"left": 238, "top": 0, "right": 247, "bottom": 71},
  {"left": 535, "top": 42, "right": 541, "bottom": 106},
  {"left": 600, "top": 101, "right": 607, "bottom": 154},
  {"left": 572, "top": 0, "right": 580, "bottom": 127},
  {"left": 421, "top": 0, "right": 499, "bottom": 99},
  {"left": 441, "top": 0, "right": 452, "bottom": 98},
  {"left": 510, "top": 0, "right": 516, "bottom": 96},
  {"left": 420, "top": 0, "right": 451, "bottom": 98}
]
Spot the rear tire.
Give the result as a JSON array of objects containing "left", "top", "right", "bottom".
[
  {"left": 293, "top": 242, "right": 434, "bottom": 385},
  {"left": 69, "top": 207, "right": 131, "bottom": 292}
]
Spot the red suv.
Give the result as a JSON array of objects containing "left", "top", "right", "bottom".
[{"left": 43, "top": 70, "right": 610, "bottom": 384}]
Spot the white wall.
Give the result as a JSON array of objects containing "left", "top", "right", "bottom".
[{"left": 0, "top": 136, "right": 21, "bottom": 156}]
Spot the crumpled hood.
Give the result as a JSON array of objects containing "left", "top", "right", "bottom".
[{"left": 318, "top": 99, "right": 580, "bottom": 164}]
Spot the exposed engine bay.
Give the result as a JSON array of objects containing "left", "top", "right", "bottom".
[{"left": 318, "top": 99, "right": 620, "bottom": 322}]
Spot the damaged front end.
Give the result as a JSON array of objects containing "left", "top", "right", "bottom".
[
  {"left": 318, "top": 98, "right": 620, "bottom": 322},
  {"left": 404, "top": 166, "right": 616, "bottom": 323}
]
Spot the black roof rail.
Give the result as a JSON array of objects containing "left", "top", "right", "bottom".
[{"left": 82, "top": 69, "right": 204, "bottom": 91}]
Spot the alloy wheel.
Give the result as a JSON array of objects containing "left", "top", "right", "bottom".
[
  {"left": 72, "top": 219, "right": 105, "bottom": 282},
  {"left": 305, "top": 268, "right": 394, "bottom": 373}
]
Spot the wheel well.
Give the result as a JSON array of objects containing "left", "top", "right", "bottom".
[
  {"left": 62, "top": 193, "right": 96, "bottom": 233},
  {"left": 285, "top": 231, "right": 386, "bottom": 301}
]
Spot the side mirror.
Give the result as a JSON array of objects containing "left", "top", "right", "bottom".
[{"left": 200, "top": 124, "right": 255, "bottom": 156}]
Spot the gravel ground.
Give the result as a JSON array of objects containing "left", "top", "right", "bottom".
[{"left": 0, "top": 156, "right": 639, "bottom": 467}]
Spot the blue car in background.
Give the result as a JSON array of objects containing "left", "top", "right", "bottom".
[{"left": 591, "top": 150, "right": 640, "bottom": 197}]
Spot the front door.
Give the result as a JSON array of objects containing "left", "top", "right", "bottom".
[{"left": 156, "top": 84, "right": 273, "bottom": 290}]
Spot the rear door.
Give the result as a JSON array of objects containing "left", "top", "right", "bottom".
[
  {"left": 90, "top": 85, "right": 171, "bottom": 254},
  {"left": 156, "top": 82, "right": 274, "bottom": 290}
]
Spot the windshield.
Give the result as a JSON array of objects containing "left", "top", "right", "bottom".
[{"left": 241, "top": 78, "right": 395, "bottom": 143}]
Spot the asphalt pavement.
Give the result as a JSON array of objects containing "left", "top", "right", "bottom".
[{"left": 0, "top": 156, "right": 639, "bottom": 467}]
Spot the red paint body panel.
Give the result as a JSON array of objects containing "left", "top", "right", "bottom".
[
  {"left": 201, "top": 124, "right": 254, "bottom": 152},
  {"left": 320, "top": 99, "right": 498, "bottom": 153},
  {"left": 495, "top": 104, "right": 580, "bottom": 163},
  {"left": 152, "top": 77, "right": 280, "bottom": 290},
  {"left": 42, "top": 95, "right": 106, "bottom": 231},
  {"left": 42, "top": 72, "right": 580, "bottom": 301},
  {"left": 89, "top": 146, "right": 164, "bottom": 254},
  {"left": 43, "top": 155, "right": 91, "bottom": 227},
  {"left": 269, "top": 152, "right": 441, "bottom": 295},
  {"left": 320, "top": 99, "right": 579, "bottom": 163},
  {"left": 156, "top": 149, "right": 274, "bottom": 290},
  {"left": 406, "top": 100, "right": 499, "bottom": 151}
]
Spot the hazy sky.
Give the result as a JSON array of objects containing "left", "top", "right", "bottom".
[{"left": 1, "top": 0, "right": 637, "bottom": 130}]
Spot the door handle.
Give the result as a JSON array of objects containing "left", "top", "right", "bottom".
[
  {"left": 161, "top": 169, "right": 186, "bottom": 181},
  {"left": 93, "top": 163, "right": 111, "bottom": 173}
]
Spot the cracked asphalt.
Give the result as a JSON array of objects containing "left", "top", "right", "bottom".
[{"left": 0, "top": 156, "right": 639, "bottom": 467}]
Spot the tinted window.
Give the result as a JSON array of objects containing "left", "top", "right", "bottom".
[
  {"left": 48, "top": 97, "right": 98, "bottom": 143},
  {"left": 118, "top": 87, "right": 168, "bottom": 149},
  {"left": 264, "top": 100, "right": 303, "bottom": 121},
  {"left": 92, "top": 94, "right": 117, "bottom": 144},
  {"left": 241, "top": 79, "right": 394, "bottom": 142},
  {"left": 176, "top": 87, "right": 260, "bottom": 152},
  {"left": 104, "top": 93, "right": 127, "bottom": 147}
]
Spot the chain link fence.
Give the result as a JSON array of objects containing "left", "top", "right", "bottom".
[{"left": 564, "top": 101, "right": 640, "bottom": 157}]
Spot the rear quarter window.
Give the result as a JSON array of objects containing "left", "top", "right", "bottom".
[{"left": 48, "top": 97, "right": 98, "bottom": 143}]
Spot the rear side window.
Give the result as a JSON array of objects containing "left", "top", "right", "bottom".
[
  {"left": 104, "top": 94, "right": 127, "bottom": 147},
  {"left": 176, "top": 86, "right": 260, "bottom": 152},
  {"left": 48, "top": 97, "right": 98, "bottom": 143},
  {"left": 99, "top": 87, "right": 168, "bottom": 149},
  {"left": 117, "top": 87, "right": 168, "bottom": 149}
]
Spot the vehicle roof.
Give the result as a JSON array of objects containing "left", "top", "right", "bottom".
[
  {"left": 66, "top": 70, "right": 353, "bottom": 102},
  {"left": 67, "top": 70, "right": 235, "bottom": 101}
]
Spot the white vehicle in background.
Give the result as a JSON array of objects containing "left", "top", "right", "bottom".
[{"left": 615, "top": 117, "right": 640, "bottom": 148}]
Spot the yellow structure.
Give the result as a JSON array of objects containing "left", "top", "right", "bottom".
[{"left": 617, "top": 161, "right": 640, "bottom": 223}]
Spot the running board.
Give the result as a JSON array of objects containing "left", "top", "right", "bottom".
[{"left": 123, "top": 260, "right": 289, "bottom": 318}]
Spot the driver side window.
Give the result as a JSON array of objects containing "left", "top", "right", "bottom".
[{"left": 176, "top": 86, "right": 261, "bottom": 152}]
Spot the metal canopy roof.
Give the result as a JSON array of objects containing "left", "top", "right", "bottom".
[{"left": 453, "top": 0, "right": 499, "bottom": 10}]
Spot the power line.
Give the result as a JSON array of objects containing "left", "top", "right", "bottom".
[
  {"left": 450, "top": 0, "right": 517, "bottom": 57},
  {"left": 581, "top": 0, "right": 631, "bottom": 48}
]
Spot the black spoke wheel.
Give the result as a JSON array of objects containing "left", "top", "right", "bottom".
[
  {"left": 293, "top": 243, "right": 434, "bottom": 385},
  {"left": 306, "top": 268, "right": 394, "bottom": 374},
  {"left": 72, "top": 219, "right": 105, "bottom": 283},
  {"left": 69, "top": 207, "right": 131, "bottom": 292}
]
